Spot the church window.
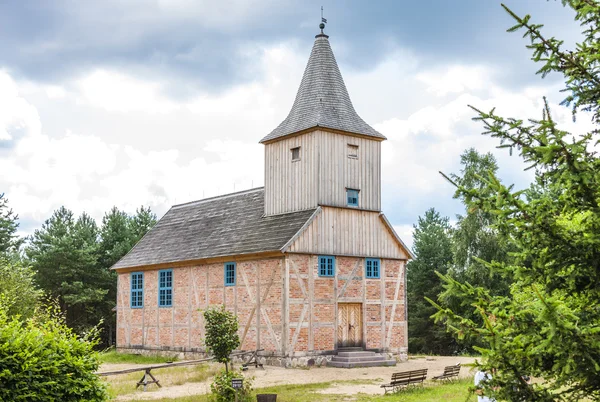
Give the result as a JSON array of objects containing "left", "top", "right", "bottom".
[
  {"left": 348, "top": 144, "right": 358, "bottom": 158},
  {"left": 366, "top": 258, "right": 380, "bottom": 278},
  {"left": 158, "top": 269, "right": 173, "bottom": 307},
  {"left": 291, "top": 147, "right": 301, "bottom": 161},
  {"left": 130, "top": 272, "right": 144, "bottom": 308},
  {"left": 318, "top": 256, "right": 335, "bottom": 277},
  {"left": 347, "top": 189, "right": 359, "bottom": 207},
  {"left": 225, "top": 262, "right": 236, "bottom": 286}
]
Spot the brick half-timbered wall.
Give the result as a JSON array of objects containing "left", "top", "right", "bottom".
[
  {"left": 116, "top": 257, "right": 285, "bottom": 354},
  {"left": 285, "top": 253, "right": 406, "bottom": 356},
  {"left": 116, "top": 253, "right": 406, "bottom": 358}
]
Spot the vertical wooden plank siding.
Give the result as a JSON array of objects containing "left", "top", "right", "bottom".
[
  {"left": 264, "top": 130, "right": 382, "bottom": 215},
  {"left": 287, "top": 207, "right": 408, "bottom": 259}
]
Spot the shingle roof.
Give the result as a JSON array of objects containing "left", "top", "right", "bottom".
[
  {"left": 260, "top": 33, "right": 386, "bottom": 143},
  {"left": 112, "top": 188, "right": 316, "bottom": 270}
]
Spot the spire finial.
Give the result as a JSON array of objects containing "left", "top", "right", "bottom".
[{"left": 319, "top": 6, "right": 327, "bottom": 34}]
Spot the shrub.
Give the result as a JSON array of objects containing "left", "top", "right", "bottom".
[
  {"left": 0, "top": 257, "right": 43, "bottom": 320},
  {"left": 203, "top": 305, "right": 240, "bottom": 372},
  {"left": 210, "top": 369, "right": 253, "bottom": 402},
  {"left": 0, "top": 300, "right": 108, "bottom": 401}
]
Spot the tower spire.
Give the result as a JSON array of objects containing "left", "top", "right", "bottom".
[{"left": 260, "top": 24, "right": 385, "bottom": 144}]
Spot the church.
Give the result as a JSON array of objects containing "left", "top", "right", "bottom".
[{"left": 113, "top": 24, "right": 413, "bottom": 367}]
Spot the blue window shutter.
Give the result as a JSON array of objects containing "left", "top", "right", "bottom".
[
  {"left": 130, "top": 272, "right": 144, "bottom": 308},
  {"left": 366, "top": 259, "right": 380, "bottom": 278},
  {"left": 158, "top": 269, "right": 173, "bottom": 307},
  {"left": 318, "top": 256, "right": 335, "bottom": 277},
  {"left": 225, "top": 262, "right": 236, "bottom": 286},
  {"left": 347, "top": 189, "right": 359, "bottom": 207}
]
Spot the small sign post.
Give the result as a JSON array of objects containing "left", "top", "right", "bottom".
[{"left": 231, "top": 378, "right": 243, "bottom": 402}]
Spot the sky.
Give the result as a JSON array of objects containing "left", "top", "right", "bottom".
[{"left": 0, "top": 0, "right": 594, "bottom": 250}]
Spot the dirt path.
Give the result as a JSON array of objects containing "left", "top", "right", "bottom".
[{"left": 108, "top": 356, "right": 477, "bottom": 401}]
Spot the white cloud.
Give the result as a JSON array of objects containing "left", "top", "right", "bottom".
[
  {"left": 0, "top": 70, "right": 42, "bottom": 142},
  {"left": 78, "top": 70, "right": 178, "bottom": 114},
  {"left": 44, "top": 85, "right": 67, "bottom": 99},
  {"left": 417, "top": 65, "right": 492, "bottom": 97}
]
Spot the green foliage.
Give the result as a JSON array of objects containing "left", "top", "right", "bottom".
[
  {"left": 0, "top": 193, "right": 22, "bottom": 254},
  {"left": 129, "top": 206, "right": 157, "bottom": 243},
  {"left": 407, "top": 209, "right": 456, "bottom": 354},
  {"left": 26, "top": 208, "right": 110, "bottom": 336},
  {"left": 203, "top": 305, "right": 240, "bottom": 371},
  {"left": 209, "top": 369, "right": 253, "bottom": 402},
  {"left": 441, "top": 149, "right": 514, "bottom": 352},
  {"left": 0, "top": 257, "right": 43, "bottom": 320},
  {"left": 24, "top": 205, "right": 156, "bottom": 346},
  {"left": 450, "top": 149, "right": 508, "bottom": 280},
  {"left": 0, "top": 300, "right": 108, "bottom": 401},
  {"left": 432, "top": 2, "right": 600, "bottom": 400},
  {"left": 96, "top": 206, "right": 156, "bottom": 344}
]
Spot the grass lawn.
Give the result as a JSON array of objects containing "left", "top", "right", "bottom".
[
  {"left": 103, "top": 364, "right": 219, "bottom": 399},
  {"left": 123, "top": 378, "right": 476, "bottom": 402},
  {"left": 99, "top": 350, "right": 179, "bottom": 365}
]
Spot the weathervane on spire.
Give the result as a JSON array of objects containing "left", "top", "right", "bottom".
[{"left": 320, "top": 6, "right": 327, "bottom": 33}]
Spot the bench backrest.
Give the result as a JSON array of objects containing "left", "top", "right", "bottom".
[
  {"left": 391, "top": 368, "right": 428, "bottom": 381},
  {"left": 443, "top": 365, "right": 461, "bottom": 375}
]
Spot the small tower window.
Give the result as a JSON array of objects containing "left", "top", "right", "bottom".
[
  {"left": 291, "top": 147, "right": 301, "bottom": 161},
  {"left": 347, "top": 189, "right": 359, "bottom": 207},
  {"left": 348, "top": 144, "right": 358, "bottom": 158}
]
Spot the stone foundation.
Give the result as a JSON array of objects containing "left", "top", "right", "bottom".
[{"left": 117, "top": 346, "right": 408, "bottom": 368}]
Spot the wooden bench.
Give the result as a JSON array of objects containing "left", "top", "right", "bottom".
[
  {"left": 240, "top": 349, "right": 265, "bottom": 371},
  {"left": 380, "top": 368, "right": 428, "bottom": 394},
  {"left": 432, "top": 363, "right": 461, "bottom": 381}
]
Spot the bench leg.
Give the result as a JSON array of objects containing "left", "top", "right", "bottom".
[{"left": 136, "top": 369, "right": 161, "bottom": 392}]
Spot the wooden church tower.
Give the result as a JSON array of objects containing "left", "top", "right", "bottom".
[
  {"left": 262, "top": 28, "right": 385, "bottom": 216},
  {"left": 113, "top": 23, "right": 412, "bottom": 367}
]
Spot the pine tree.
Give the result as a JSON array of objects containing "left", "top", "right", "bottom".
[
  {"left": 441, "top": 149, "right": 513, "bottom": 352},
  {"left": 0, "top": 193, "right": 22, "bottom": 254},
  {"left": 406, "top": 208, "right": 456, "bottom": 354},
  {"left": 432, "top": 2, "right": 600, "bottom": 400},
  {"left": 26, "top": 208, "right": 106, "bottom": 333},
  {"left": 130, "top": 206, "right": 157, "bottom": 242}
]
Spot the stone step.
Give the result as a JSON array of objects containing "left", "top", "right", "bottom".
[
  {"left": 336, "top": 347, "right": 364, "bottom": 352},
  {"left": 331, "top": 355, "right": 386, "bottom": 363},
  {"left": 328, "top": 359, "right": 397, "bottom": 368},
  {"left": 337, "top": 351, "right": 376, "bottom": 358}
]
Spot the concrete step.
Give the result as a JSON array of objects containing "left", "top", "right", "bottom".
[
  {"left": 331, "top": 355, "right": 386, "bottom": 363},
  {"left": 328, "top": 359, "right": 397, "bottom": 368},
  {"left": 337, "top": 351, "right": 376, "bottom": 358}
]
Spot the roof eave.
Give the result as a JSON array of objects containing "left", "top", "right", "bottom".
[
  {"left": 280, "top": 206, "right": 323, "bottom": 253},
  {"left": 259, "top": 125, "right": 386, "bottom": 145},
  {"left": 379, "top": 213, "right": 415, "bottom": 260},
  {"left": 111, "top": 249, "right": 285, "bottom": 272}
]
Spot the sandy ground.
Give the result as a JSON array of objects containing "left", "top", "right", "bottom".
[{"left": 106, "top": 356, "right": 477, "bottom": 401}]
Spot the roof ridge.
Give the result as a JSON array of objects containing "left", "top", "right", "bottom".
[{"left": 172, "top": 187, "right": 264, "bottom": 209}]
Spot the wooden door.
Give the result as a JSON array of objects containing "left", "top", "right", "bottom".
[{"left": 337, "top": 303, "right": 363, "bottom": 348}]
